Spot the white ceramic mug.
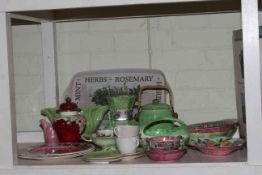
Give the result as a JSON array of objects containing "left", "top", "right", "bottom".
[
  {"left": 113, "top": 125, "right": 139, "bottom": 137},
  {"left": 116, "top": 136, "right": 140, "bottom": 154}
]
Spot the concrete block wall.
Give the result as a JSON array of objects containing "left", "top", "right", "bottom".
[
  {"left": 12, "top": 25, "right": 45, "bottom": 131},
  {"left": 12, "top": 12, "right": 246, "bottom": 131}
]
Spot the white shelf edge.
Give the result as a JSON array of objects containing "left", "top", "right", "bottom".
[
  {"left": 0, "top": 0, "right": 216, "bottom": 12},
  {"left": 0, "top": 162, "right": 254, "bottom": 175},
  {"left": 241, "top": 0, "right": 262, "bottom": 165}
]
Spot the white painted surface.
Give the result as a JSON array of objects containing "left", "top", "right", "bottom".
[
  {"left": 17, "top": 131, "right": 43, "bottom": 143},
  {"left": 41, "top": 22, "right": 59, "bottom": 107},
  {"left": 241, "top": 0, "right": 262, "bottom": 165},
  {"left": 0, "top": 12, "right": 17, "bottom": 167},
  {"left": 12, "top": 24, "right": 45, "bottom": 132},
  {"left": 0, "top": 163, "right": 255, "bottom": 175}
]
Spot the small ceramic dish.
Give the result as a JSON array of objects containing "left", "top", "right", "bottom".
[
  {"left": 191, "top": 137, "right": 245, "bottom": 156},
  {"left": 81, "top": 134, "right": 116, "bottom": 149},
  {"left": 96, "top": 129, "right": 114, "bottom": 137},
  {"left": 146, "top": 136, "right": 184, "bottom": 151},
  {"left": 146, "top": 149, "right": 186, "bottom": 162}
]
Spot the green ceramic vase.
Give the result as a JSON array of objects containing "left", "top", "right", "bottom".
[{"left": 107, "top": 95, "right": 135, "bottom": 121}]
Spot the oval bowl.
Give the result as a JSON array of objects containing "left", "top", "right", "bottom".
[
  {"left": 146, "top": 149, "right": 186, "bottom": 162},
  {"left": 146, "top": 136, "right": 183, "bottom": 151}
]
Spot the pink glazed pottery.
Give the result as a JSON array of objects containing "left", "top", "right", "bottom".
[
  {"left": 146, "top": 149, "right": 186, "bottom": 162},
  {"left": 146, "top": 136, "right": 183, "bottom": 151}
]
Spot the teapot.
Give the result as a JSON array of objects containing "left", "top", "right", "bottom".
[
  {"left": 41, "top": 97, "right": 109, "bottom": 142},
  {"left": 137, "top": 85, "right": 189, "bottom": 143},
  {"left": 137, "top": 85, "right": 177, "bottom": 128}
]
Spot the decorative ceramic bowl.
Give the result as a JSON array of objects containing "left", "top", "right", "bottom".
[
  {"left": 91, "top": 134, "right": 116, "bottom": 148},
  {"left": 197, "top": 146, "right": 241, "bottom": 156},
  {"left": 191, "top": 137, "right": 245, "bottom": 156},
  {"left": 96, "top": 129, "right": 114, "bottom": 137},
  {"left": 146, "top": 149, "right": 186, "bottom": 162},
  {"left": 146, "top": 136, "right": 184, "bottom": 151},
  {"left": 188, "top": 119, "right": 238, "bottom": 145}
]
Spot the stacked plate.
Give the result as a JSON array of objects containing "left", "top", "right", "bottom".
[
  {"left": 83, "top": 149, "right": 122, "bottom": 163},
  {"left": 83, "top": 147, "right": 145, "bottom": 163},
  {"left": 19, "top": 142, "right": 95, "bottom": 160},
  {"left": 121, "top": 147, "right": 145, "bottom": 161}
]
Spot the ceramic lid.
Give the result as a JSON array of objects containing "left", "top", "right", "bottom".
[{"left": 59, "top": 97, "right": 79, "bottom": 112}]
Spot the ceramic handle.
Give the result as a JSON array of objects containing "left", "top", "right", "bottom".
[
  {"left": 137, "top": 84, "right": 175, "bottom": 118},
  {"left": 113, "top": 127, "right": 120, "bottom": 137},
  {"left": 135, "top": 138, "right": 140, "bottom": 147}
]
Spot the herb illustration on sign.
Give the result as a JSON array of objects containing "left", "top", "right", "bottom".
[{"left": 91, "top": 85, "right": 138, "bottom": 105}]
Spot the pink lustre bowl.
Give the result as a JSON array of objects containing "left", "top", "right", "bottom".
[
  {"left": 197, "top": 146, "right": 241, "bottom": 156},
  {"left": 146, "top": 136, "right": 184, "bottom": 151},
  {"left": 146, "top": 149, "right": 186, "bottom": 162},
  {"left": 192, "top": 137, "right": 245, "bottom": 156}
]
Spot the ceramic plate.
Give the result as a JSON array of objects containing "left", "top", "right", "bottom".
[
  {"left": 19, "top": 142, "right": 95, "bottom": 160},
  {"left": 120, "top": 147, "right": 145, "bottom": 161},
  {"left": 83, "top": 149, "right": 122, "bottom": 163},
  {"left": 84, "top": 157, "right": 123, "bottom": 163},
  {"left": 122, "top": 147, "right": 144, "bottom": 156}
]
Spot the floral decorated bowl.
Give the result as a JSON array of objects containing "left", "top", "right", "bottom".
[
  {"left": 188, "top": 119, "right": 238, "bottom": 145},
  {"left": 190, "top": 137, "right": 245, "bottom": 156},
  {"left": 146, "top": 136, "right": 184, "bottom": 151},
  {"left": 96, "top": 129, "right": 114, "bottom": 137},
  {"left": 146, "top": 149, "right": 186, "bottom": 162},
  {"left": 82, "top": 133, "right": 116, "bottom": 149}
]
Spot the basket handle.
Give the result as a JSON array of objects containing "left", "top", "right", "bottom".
[{"left": 137, "top": 85, "right": 175, "bottom": 118}]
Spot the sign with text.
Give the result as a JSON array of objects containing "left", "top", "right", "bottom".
[{"left": 63, "top": 69, "right": 167, "bottom": 107}]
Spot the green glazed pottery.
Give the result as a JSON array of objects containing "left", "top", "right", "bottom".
[
  {"left": 107, "top": 95, "right": 135, "bottom": 121},
  {"left": 90, "top": 133, "right": 116, "bottom": 149},
  {"left": 136, "top": 85, "right": 189, "bottom": 147},
  {"left": 137, "top": 85, "right": 177, "bottom": 132},
  {"left": 141, "top": 118, "right": 189, "bottom": 146}
]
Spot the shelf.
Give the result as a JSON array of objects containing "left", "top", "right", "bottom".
[
  {"left": 14, "top": 143, "right": 247, "bottom": 175},
  {"left": 0, "top": 0, "right": 262, "bottom": 173},
  {"left": 0, "top": 0, "right": 238, "bottom": 12},
  {"left": 17, "top": 146, "right": 247, "bottom": 166},
  {"left": 6, "top": 0, "right": 242, "bottom": 25}
]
